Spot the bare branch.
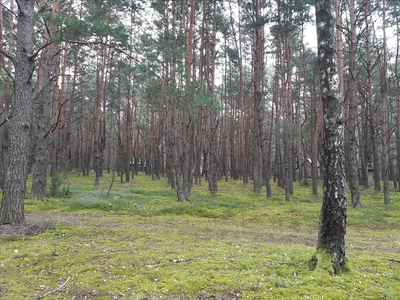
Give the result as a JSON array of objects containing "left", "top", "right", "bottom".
[
  {"left": 36, "top": 276, "right": 71, "bottom": 299},
  {"left": 29, "top": 41, "right": 54, "bottom": 60},
  {"left": 0, "top": 48, "right": 14, "bottom": 62},
  {"left": 0, "top": 3, "right": 17, "bottom": 17},
  {"left": 0, "top": 114, "right": 12, "bottom": 127},
  {"left": 29, "top": 39, "right": 168, "bottom": 86}
]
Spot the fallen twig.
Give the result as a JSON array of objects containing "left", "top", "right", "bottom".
[
  {"left": 388, "top": 258, "right": 400, "bottom": 263},
  {"left": 37, "top": 276, "right": 70, "bottom": 299}
]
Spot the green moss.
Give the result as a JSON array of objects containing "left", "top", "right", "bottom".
[
  {"left": 309, "top": 248, "right": 336, "bottom": 276},
  {"left": 1, "top": 173, "right": 400, "bottom": 299}
]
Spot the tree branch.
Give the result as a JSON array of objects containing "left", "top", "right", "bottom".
[
  {"left": 0, "top": 48, "right": 14, "bottom": 63},
  {"left": 36, "top": 276, "right": 70, "bottom": 299},
  {"left": 0, "top": 114, "right": 12, "bottom": 127},
  {"left": 0, "top": 3, "right": 17, "bottom": 17},
  {"left": 44, "top": 97, "right": 71, "bottom": 138},
  {"left": 29, "top": 42, "right": 54, "bottom": 60},
  {"left": 29, "top": 39, "right": 168, "bottom": 86}
]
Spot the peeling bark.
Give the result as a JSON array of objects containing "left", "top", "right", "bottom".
[{"left": 315, "top": 0, "right": 348, "bottom": 274}]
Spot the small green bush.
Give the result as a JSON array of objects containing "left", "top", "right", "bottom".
[{"left": 47, "top": 175, "right": 71, "bottom": 198}]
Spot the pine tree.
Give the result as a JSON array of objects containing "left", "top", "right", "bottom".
[{"left": 0, "top": 0, "right": 35, "bottom": 225}]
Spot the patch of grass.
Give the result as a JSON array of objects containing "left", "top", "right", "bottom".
[
  {"left": 1, "top": 173, "right": 400, "bottom": 299},
  {"left": 64, "top": 194, "right": 133, "bottom": 212}
]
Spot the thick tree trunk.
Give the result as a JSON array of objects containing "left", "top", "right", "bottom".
[
  {"left": 314, "top": 0, "right": 348, "bottom": 274},
  {"left": 0, "top": 0, "right": 35, "bottom": 225}
]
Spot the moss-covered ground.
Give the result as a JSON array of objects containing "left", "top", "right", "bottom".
[{"left": 1, "top": 172, "right": 399, "bottom": 299}]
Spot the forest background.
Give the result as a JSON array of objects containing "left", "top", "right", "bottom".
[{"left": 0, "top": 0, "right": 399, "bottom": 208}]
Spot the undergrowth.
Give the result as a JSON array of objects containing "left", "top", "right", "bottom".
[{"left": 0, "top": 172, "right": 399, "bottom": 299}]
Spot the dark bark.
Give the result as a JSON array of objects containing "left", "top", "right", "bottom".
[
  {"left": 176, "top": 0, "right": 196, "bottom": 202},
  {"left": 396, "top": 20, "right": 400, "bottom": 191},
  {"left": 93, "top": 47, "right": 108, "bottom": 186},
  {"left": 0, "top": 0, "right": 3, "bottom": 72},
  {"left": 205, "top": 1, "right": 218, "bottom": 195},
  {"left": 362, "top": 8, "right": 381, "bottom": 192},
  {"left": 0, "top": 0, "right": 35, "bottom": 225},
  {"left": 346, "top": 0, "right": 361, "bottom": 207},
  {"left": 315, "top": 0, "right": 348, "bottom": 274},
  {"left": 280, "top": 3, "right": 294, "bottom": 200},
  {"left": 359, "top": 96, "right": 369, "bottom": 188},
  {"left": 31, "top": 0, "right": 60, "bottom": 199},
  {"left": 311, "top": 80, "right": 321, "bottom": 196},
  {"left": 208, "top": 109, "right": 219, "bottom": 195},
  {"left": 31, "top": 45, "right": 52, "bottom": 200},
  {"left": 380, "top": 0, "right": 390, "bottom": 205},
  {"left": 0, "top": 0, "right": 14, "bottom": 190},
  {"left": 251, "top": 0, "right": 264, "bottom": 194}
]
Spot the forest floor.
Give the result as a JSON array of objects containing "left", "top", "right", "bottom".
[{"left": 1, "top": 172, "right": 400, "bottom": 299}]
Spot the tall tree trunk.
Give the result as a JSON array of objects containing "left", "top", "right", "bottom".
[
  {"left": 311, "top": 81, "right": 321, "bottom": 196},
  {"left": 31, "top": 0, "right": 60, "bottom": 200},
  {"left": 273, "top": 30, "right": 283, "bottom": 188},
  {"left": 359, "top": 96, "right": 369, "bottom": 188},
  {"left": 0, "top": 0, "right": 35, "bottom": 225},
  {"left": 396, "top": 19, "right": 400, "bottom": 191},
  {"left": 0, "top": 0, "right": 14, "bottom": 189},
  {"left": 299, "top": 22, "right": 309, "bottom": 188},
  {"left": 283, "top": 13, "right": 294, "bottom": 201},
  {"left": 93, "top": 46, "right": 108, "bottom": 186},
  {"left": 56, "top": 42, "right": 70, "bottom": 176},
  {"left": 0, "top": 0, "right": 3, "bottom": 74},
  {"left": 265, "top": 88, "right": 273, "bottom": 198},
  {"left": 229, "top": 1, "right": 246, "bottom": 184},
  {"left": 206, "top": 1, "right": 219, "bottom": 195},
  {"left": 0, "top": 0, "right": 3, "bottom": 186},
  {"left": 314, "top": 0, "right": 348, "bottom": 274},
  {"left": 49, "top": 35, "right": 60, "bottom": 177},
  {"left": 177, "top": 0, "right": 196, "bottom": 202},
  {"left": 251, "top": 0, "right": 264, "bottom": 194},
  {"left": 364, "top": 7, "right": 380, "bottom": 192},
  {"left": 347, "top": 0, "right": 361, "bottom": 207},
  {"left": 380, "top": 0, "right": 390, "bottom": 204}
]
